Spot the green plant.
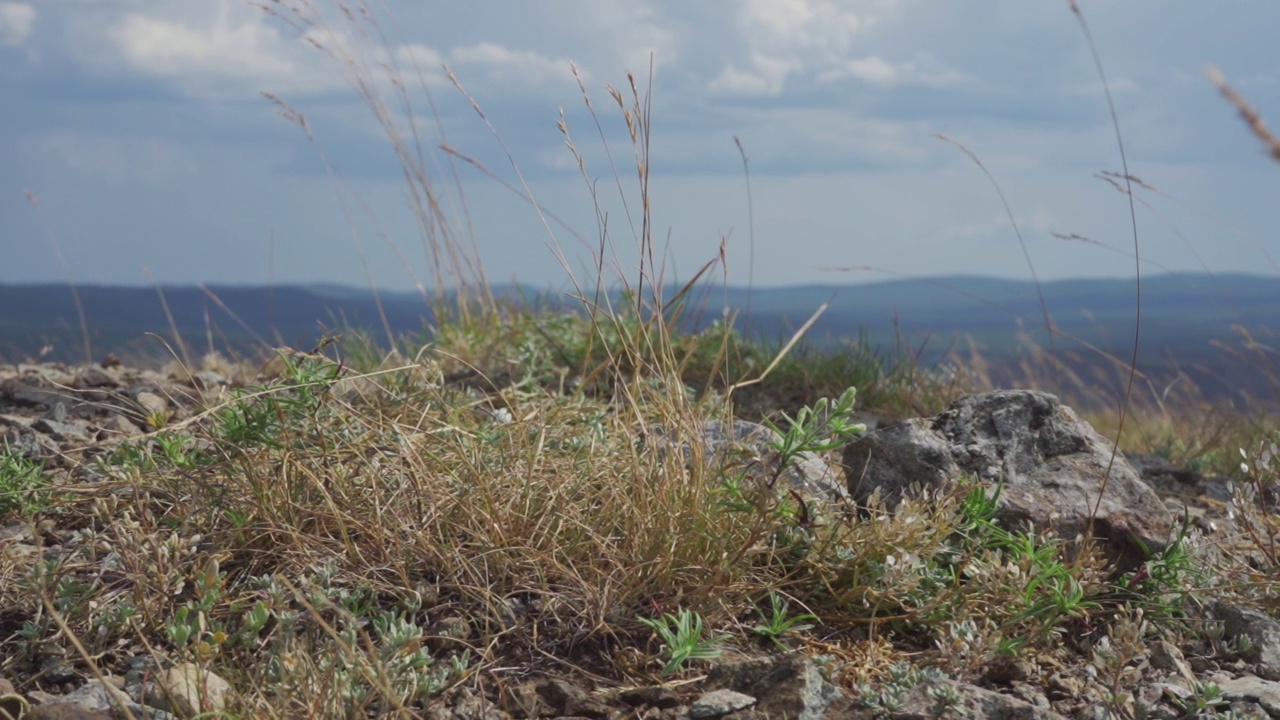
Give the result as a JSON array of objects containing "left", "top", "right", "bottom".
[
  {"left": 152, "top": 431, "right": 209, "bottom": 469},
  {"left": 637, "top": 608, "right": 729, "bottom": 675},
  {"left": 855, "top": 662, "right": 947, "bottom": 717},
  {"left": 927, "top": 681, "right": 970, "bottom": 719},
  {"left": 0, "top": 444, "right": 53, "bottom": 518},
  {"left": 715, "top": 386, "right": 865, "bottom": 529},
  {"left": 257, "top": 565, "right": 468, "bottom": 715},
  {"left": 216, "top": 351, "right": 342, "bottom": 450},
  {"left": 166, "top": 558, "right": 230, "bottom": 661},
  {"left": 1170, "top": 681, "right": 1229, "bottom": 715},
  {"left": 1110, "top": 516, "right": 1202, "bottom": 628},
  {"left": 953, "top": 479, "right": 1102, "bottom": 637},
  {"left": 762, "top": 386, "right": 865, "bottom": 483},
  {"left": 751, "top": 592, "right": 818, "bottom": 649}
]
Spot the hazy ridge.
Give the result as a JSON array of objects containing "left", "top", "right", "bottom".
[{"left": 2, "top": 273, "right": 1276, "bottom": 405}]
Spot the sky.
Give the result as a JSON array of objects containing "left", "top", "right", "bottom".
[{"left": 2, "top": 0, "right": 1278, "bottom": 292}]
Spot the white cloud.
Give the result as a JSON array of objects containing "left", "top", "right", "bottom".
[
  {"left": 820, "top": 54, "right": 970, "bottom": 88},
  {"left": 579, "top": 1, "right": 680, "bottom": 73},
  {"left": 109, "top": 14, "right": 288, "bottom": 79},
  {"left": 88, "top": 6, "right": 578, "bottom": 102},
  {"left": 27, "top": 131, "right": 198, "bottom": 185},
  {"left": 708, "top": 0, "right": 964, "bottom": 96},
  {"left": 102, "top": 10, "right": 352, "bottom": 98},
  {"left": 840, "top": 56, "right": 897, "bottom": 85},
  {"left": 708, "top": 0, "right": 875, "bottom": 96},
  {"left": 737, "top": 0, "right": 873, "bottom": 58},
  {"left": 394, "top": 43, "right": 445, "bottom": 71},
  {"left": 0, "top": 2, "right": 34, "bottom": 46},
  {"left": 449, "top": 42, "right": 576, "bottom": 86},
  {"left": 709, "top": 51, "right": 801, "bottom": 96}
]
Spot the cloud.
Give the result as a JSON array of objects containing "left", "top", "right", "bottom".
[
  {"left": 707, "top": 0, "right": 967, "bottom": 96},
  {"left": 709, "top": 51, "right": 802, "bottom": 96},
  {"left": 840, "top": 56, "right": 896, "bottom": 85},
  {"left": 449, "top": 42, "right": 577, "bottom": 87},
  {"left": 707, "top": 0, "right": 879, "bottom": 96},
  {"left": 89, "top": 6, "right": 577, "bottom": 105},
  {"left": 102, "top": 10, "right": 351, "bottom": 99},
  {"left": 579, "top": 1, "right": 680, "bottom": 73},
  {"left": 0, "top": 2, "right": 34, "bottom": 46},
  {"left": 6, "top": 0, "right": 1279, "bottom": 291},
  {"left": 109, "top": 14, "right": 287, "bottom": 79},
  {"left": 737, "top": 0, "right": 873, "bottom": 57},
  {"left": 820, "top": 54, "right": 969, "bottom": 88},
  {"left": 394, "top": 43, "right": 445, "bottom": 71}
]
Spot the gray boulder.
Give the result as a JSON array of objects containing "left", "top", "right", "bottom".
[{"left": 842, "top": 390, "right": 1172, "bottom": 572}]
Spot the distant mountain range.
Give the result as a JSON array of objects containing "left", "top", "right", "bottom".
[{"left": 2, "top": 273, "right": 1277, "bottom": 406}]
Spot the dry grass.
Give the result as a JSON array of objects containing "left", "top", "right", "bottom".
[
  {"left": 4, "top": 1, "right": 1280, "bottom": 718},
  {"left": 1209, "top": 66, "right": 1280, "bottom": 162}
]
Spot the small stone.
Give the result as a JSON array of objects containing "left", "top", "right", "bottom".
[
  {"left": 73, "top": 368, "right": 116, "bottom": 389},
  {"left": 1047, "top": 671, "right": 1082, "bottom": 698},
  {"left": 1155, "top": 681, "right": 1194, "bottom": 703},
  {"left": 31, "top": 418, "right": 90, "bottom": 443},
  {"left": 690, "top": 689, "right": 755, "bottom": 718},
  {"left": 134, "top": 391, "right": 168, "bottom": 417},
  {"left": 123, "top": 655, "right": 162, "bottom": 689},
  {"left": 192, "top": 370, "right": 226, "bottom": 390},
  {"left": 1, "top": 379, "right": 67, "bottom": 410},
  {"left": 1189, "top": 656, "right": 1215, "bottom": 673},
  {"left": 500, "top": 682, "right": 544, "bottom": 717},
  {"left": 0, "top": 427, "right": 60, "bottom": 461},
  {"left": 24, "top": 703, "right": 112, "bottom": 720},
  {"left": 703, "top": 654, "right": 843, "bottom": 720},
  {"left": 72, "top": 462, "right": 102, "bottom": 484},
  {"left": 146, "top": 663, "right": 232, "bottom": 717},
  {"left": 534, "top": 678, "right": 611, "bottom": 718},
  {"left": 39, "top": 657, "right": 78, "bottom": 686},
  {"left": 100, "top": 414, "right": 144, "bottom": 437},
  {"left": 1220, "top": 675, "right": 1280, "bottom": 714},
  {"left": 427, "top": 616, "right": 473, "bottom": 653},
  {"left": 29, "top": 680, "right": 162, "bottom": 719},
  {"left": 619, "top": 686, "right": 683, "bottom": 710},
  {"left": 1150, "top": 640, "right": 1197, "bottom": 685},
  {"left": 1211, "top": 602, "right": 1280, "bottom": 669},
  {"left": 1228, "top": 700, "right": 1269, "bottom": 719},
  {"left": 42, "top": 402, "right": 68, "bottom": 422}
]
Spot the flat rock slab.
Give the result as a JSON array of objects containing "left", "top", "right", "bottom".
[{"left": 843, "top": 390, "right": 1172, "bottom": 572}]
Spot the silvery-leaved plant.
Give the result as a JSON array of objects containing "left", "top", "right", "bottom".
[{"left": 763, "top": 386, "right": 865, "bottom": 484}]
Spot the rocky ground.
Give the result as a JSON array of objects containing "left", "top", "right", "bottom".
[{"left": 2, "top": 355, "right": 1280, "bottom": 719}]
